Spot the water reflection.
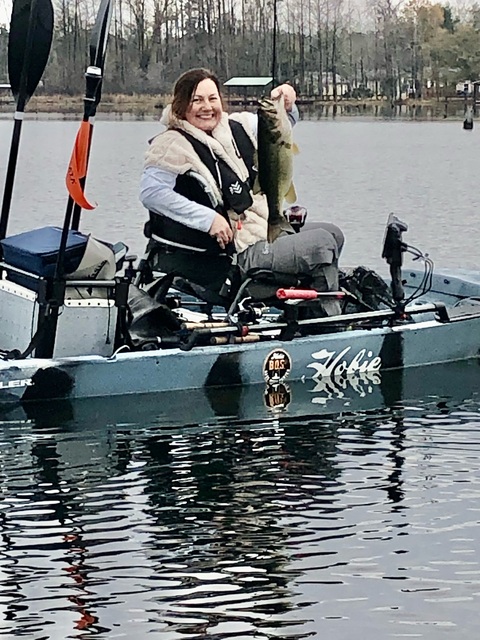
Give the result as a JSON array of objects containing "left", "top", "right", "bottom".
[
  {"left": 295, "top": 101, "right": 475, "bottom": 121},
  {"left": 0, "top": 100, "right": 475, "bottom": 122},
  {"left": 1, "top": 361, "right": 480, "bottom": 638}
]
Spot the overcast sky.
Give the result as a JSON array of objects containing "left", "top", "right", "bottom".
[
  {"left": 0, "top": 0, "right": 11, "bottom": 25},
  {"left": 0, "top": 0, "right": 474, "bottom": 32}
]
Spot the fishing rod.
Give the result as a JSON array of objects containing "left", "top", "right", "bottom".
[
  {"left": 0, "top": 0, "right": 54, "bottom": 241},
  {"left": 35, "top": 0, "right": 113, "bottom": 358},
  {"left": 271, "top": 0, "right": 278, "bottom": 87}
]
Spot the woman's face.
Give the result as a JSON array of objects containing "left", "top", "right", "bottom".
[{"left": 185, "top": 78, "right": 222, "bottom": 132}]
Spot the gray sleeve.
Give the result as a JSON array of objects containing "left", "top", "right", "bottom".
[
  {"left": 139, "top": 165, "right": 217, "bottom": 234},
  {"left": 288, "top": 103, "right": 300, "bottom": 127}
]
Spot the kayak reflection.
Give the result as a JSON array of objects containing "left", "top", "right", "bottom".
[
  {"left": 1, "top": 357, "right": 479, "bottom": 429},
  {"left": 0, "top": 359, "right": 479, "bottom": 636}
]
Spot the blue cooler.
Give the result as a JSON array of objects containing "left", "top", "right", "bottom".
[{"left": 0, "top": 226, "right": 88, "bottom": 278}]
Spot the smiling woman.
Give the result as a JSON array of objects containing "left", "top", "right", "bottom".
[
  {"left": 139, "top": 67, "right": 345, "bottom": 317},
  {"left": 171, "top": 70, "right": 224, "bottom": 133}
]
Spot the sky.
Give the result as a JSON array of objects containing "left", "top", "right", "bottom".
[
  {"left": 0, "top": 0, "right": 473, "bottom": 31},
  {"left": 0, "top": 0, "right": 11, "bottom": 28}
]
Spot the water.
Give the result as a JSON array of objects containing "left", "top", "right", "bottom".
[
  {"left": 1, "top": 362, "right": 480, "bottom": 639},
  {"left": 0, "top": 116, "right": 479, "bottom": 269},
  {"left": 2, "top": 117, "right": 480, "bottom": 637}
]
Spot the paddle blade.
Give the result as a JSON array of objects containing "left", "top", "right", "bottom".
[
  {"left": 90, "top": 0, "right": 113, "bottom": 69},
  {"left": 66, "top": 121, "right": 96, "bottom": 211},
  {"left": 8, "top": 0, "right": 54, "bottom": 106}
]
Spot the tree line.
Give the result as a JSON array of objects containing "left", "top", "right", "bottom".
[{"left": 1, "top": 0, "right": 480, "bottom": 100}]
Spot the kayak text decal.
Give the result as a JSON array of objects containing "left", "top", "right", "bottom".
[
  {"left": 308, "top": 346, "right": 381, "bottom": 380},
  {"left": 307, "top": 346, "right": 382, "bottom": 404},
  {"left": 0, "top": 377, "right": 33, "bottom": 390}
]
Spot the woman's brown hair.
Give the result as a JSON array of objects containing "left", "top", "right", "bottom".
[{"left": 171, "top": 68, "right": 224, "bottom": 118}]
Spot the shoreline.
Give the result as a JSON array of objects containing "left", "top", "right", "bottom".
[
  {"left": 0, "top": 92, "right": 473, "bottom": 111},
  {"left": 0, "top": 94, "right": 473, "bottom": 124}
]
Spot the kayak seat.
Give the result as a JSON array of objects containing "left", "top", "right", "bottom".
[
  {"left": 144, "top": 260, "right": 342, "bottom": 322},
  {"left": 140, "top": 212, "right": 342, "bottom": 317}
]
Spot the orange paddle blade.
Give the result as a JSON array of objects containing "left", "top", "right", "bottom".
[{"left": 65, "top": 120, "right": 96, "bottom": 210}]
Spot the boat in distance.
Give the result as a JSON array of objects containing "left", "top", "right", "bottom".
[{"left": 2, "top": 0, "right": 480, "bottom": 407}]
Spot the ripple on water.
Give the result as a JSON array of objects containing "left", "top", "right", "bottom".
[{"left": 0, "top": 392, "right": 480, "bottom": 638}]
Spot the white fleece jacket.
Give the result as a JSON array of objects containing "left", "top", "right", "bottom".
[{"left": 144, "top": 107, "right": 269, "bottom": 253}]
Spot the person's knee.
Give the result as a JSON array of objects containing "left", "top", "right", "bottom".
[
  {"left": 302, "top": 222, "right": 344, "bottom": 255},
  {"left": 330, "top": 225, "right": 345, "bottom": 254},
  {"left": 319, "top": 223, "right": 344, "bottom": 254}
]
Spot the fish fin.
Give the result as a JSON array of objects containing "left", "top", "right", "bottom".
[
  {"left": 285, "top": 182, "right": 297, "bottom": 204},
  {"left": 292, "top": 142, "right": 300, "bottom": 155}
]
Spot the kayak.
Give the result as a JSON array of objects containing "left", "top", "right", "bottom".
[
  {"left": 2, "top": 358, "right": 480, "bottom": 427},
  {"left": 2, "top": 0, "right": 480, "bottom": 407},
  {"left": 1, "top": 255, "right": 480, "bottom": 405}
]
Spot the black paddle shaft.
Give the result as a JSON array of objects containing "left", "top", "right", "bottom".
[
  {"left": 0, "top": 0, "right": 54, "bottom": 241},
  {"left": 71, "top": 0, "right": 113, "bottom": 231}
]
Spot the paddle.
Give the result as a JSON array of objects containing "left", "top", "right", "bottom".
[
  {"left": 33, "top": 0, "right": 113, "bottom": 359},
  {"left": 54, "top": 0, "right": 112, "bottom": 281},
  {"left": 69, "top": 0, "right": 113, "bottom": 232},
  {"left": 0, "top": 0, "right": 54, "bottom": 241}
]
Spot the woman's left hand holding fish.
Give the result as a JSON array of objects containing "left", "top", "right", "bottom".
[{"left": 270, "top": 84, "right": 297, "bottom": 111}]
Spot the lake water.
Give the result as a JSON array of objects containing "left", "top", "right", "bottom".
[
  {"left": 1, "top": 115, "right": 480, "bottom": 270},
  {"left": 1, "top": 116, "right": 480, "bottom": 638}
]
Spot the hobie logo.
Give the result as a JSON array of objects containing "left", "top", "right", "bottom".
[
  {"left": 308, "top": 347, "right": 381, "bottom": 380},
  {"left": 307, "top": 347, "right": 382, "bottom": 404},
  {"left": 229, "top": 181, "right": 242, "bottom": 195}
]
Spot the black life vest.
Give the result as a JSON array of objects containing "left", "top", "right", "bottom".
[
  {"left": 147, "top": 120, "right": 256, "bottom": 255},
  {"left": 173, "top": 120, "right": 255, "bottom": 214}
]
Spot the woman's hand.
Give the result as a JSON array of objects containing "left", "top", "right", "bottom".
[
  {"left": 209, "top": 213, "right": 233, "bottom": 249},
  {"left": 270, "top": 83, "right": 297, "bottom": 111}
]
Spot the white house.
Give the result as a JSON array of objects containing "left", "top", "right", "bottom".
[{"left": 456, "top": 81, "right": 473, "bottom": 96}]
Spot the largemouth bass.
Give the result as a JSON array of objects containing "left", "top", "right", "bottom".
[{"left": 255, "top": 94, "right": 298, "bottom": 242}]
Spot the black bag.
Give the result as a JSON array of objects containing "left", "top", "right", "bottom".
[{"left": 340, "top": 266, "right": 394, "bottom": 312}]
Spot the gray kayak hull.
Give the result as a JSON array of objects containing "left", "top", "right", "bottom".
[
  {"left": 2, "top": 267, "right": 480, "bottom": 404},
  {"left": 1, "top": 305, "right": 480, "bottom": 404}
]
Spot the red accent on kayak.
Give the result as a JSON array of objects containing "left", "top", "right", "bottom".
[{"left": 276, "top": 289, "right": 346, "bottom": 300}]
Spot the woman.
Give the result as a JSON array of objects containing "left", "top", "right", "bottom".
[{"left": 140, "top": 68, "right": 344, "bottom": 314}]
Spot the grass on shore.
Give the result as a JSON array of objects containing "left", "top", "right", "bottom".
[{"left": 24, "top": 93, "right": 167, "bottom": 113}]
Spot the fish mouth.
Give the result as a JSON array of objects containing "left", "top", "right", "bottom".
[
  {"left": 258, "top": 97, "right": 275, "bottom": 110},
  {"left": 257, "top": 99, "right": 278, "bottom": 119}
]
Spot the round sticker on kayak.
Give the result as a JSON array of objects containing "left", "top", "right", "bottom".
[{"left": 263, "top": 349, "right": 292, "bottom": 383}]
